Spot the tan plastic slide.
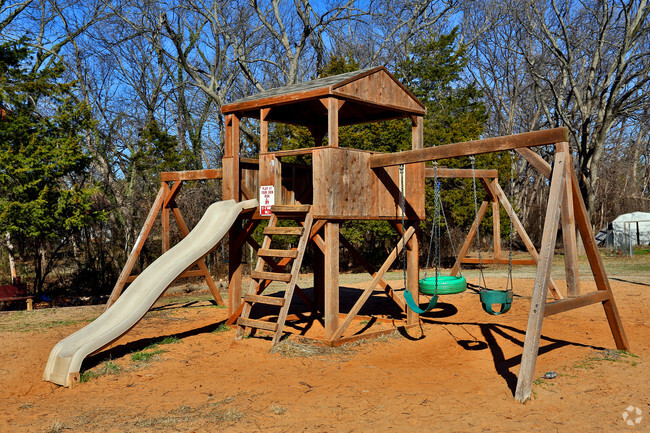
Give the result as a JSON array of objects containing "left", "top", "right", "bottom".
[{"left": 44, "top": 199, "right": 258, "bottom": 387}]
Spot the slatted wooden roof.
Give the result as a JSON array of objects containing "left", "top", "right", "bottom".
[{"left": 221, "top": 66, "right": 425, "bottom": 127}]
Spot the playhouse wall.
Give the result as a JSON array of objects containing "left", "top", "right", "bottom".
[{"left": 311, "top": 147, "right": 424, "bottom": 220}]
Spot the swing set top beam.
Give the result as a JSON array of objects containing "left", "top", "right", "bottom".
[{"left": 369, "top": 127, "right": 569, "bottom": 168}]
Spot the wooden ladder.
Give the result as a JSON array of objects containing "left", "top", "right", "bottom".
[{"left": 236, "top": 205, "right": 313, "bottom": 345}]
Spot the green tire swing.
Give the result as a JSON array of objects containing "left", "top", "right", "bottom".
[{"left": 419, "top": 275, "right": 467, "bottom": 295}]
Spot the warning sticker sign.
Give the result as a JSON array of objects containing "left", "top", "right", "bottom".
[{"left": 260, "top": 185, "right": 274, "bottom": 216}]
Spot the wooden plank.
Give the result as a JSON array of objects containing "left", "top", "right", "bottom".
[
  {"left": 459, "top": 258, "right": 536, "bottom": 265},
  {"left": 228, "top": 219, "right": 243, "bottom": 318},
  {"left": 569, "top": 159, "right": 629, "bottom": 350},
  {"left": 370, "top": 128, "right": 569, "bottom": 168},
  {"left": 237, "top": 317, "right": 278, "bottom": 332},
  {"left": 244, "top": 294, "right": 285, "bottom": 306},
  {"left": 271, "top": 204, "right": 311, "bottom": 214},
  {"left": 515, "top": 148, "right": 552, "bottom": 178},
  {"left": 160, "top": 169, "right": 222, "bottom": 182},
  {"left": 222, "top": 87, "right": 331, "bottom": 114},
  {"left": 258, "top": 248, "right": 299, "bottom": 258},
  {"left": 260, "top": 108, "right": 270, "bottom": 154},
  {"left": 250, "top": 270, "right": 292, "bottom": 282},
  {"left": 426, "top": 168, "right": 499, "bottom": 179},
  {"left": 544, "top": 291, "right": 609, "bottom": 317},
  {"left": 161, "top": 182, "right": 170, "bottom": 254},
  {"left": 331, "top": 226, "right": 415, "bottom": 341},
  {"left": 558, "top": 142, "right": 580, "bottom": 297},
  {"left": 264, "top": 146, "right": 321, "bottom": 158},
  {"left": 324, "top": 222, "right": 339, "bottom": 340},
  {"left": 330, "top": 323, "right": 419, "bottom": 347},
  {"left": 515, "top": 149, "right": 566, "bottom": 403},
  {"left": 327, "top": 97, "right": 339, "bottom": 147},
  {"left": 177, "top": 270, "right": 205, "bottom": 278},
  {"left": 106, "top": 185, "right": 166, "bottom": 309},
  {"left": 263, "top": 226, "right": 304, "bottom": 236}
]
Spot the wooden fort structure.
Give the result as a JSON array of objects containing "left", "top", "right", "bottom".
[{"left": 107, "top": 67, "right": 629, "bottom": 402}]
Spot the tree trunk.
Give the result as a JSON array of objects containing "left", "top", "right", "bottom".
[{"left": 5, "top": 232, "right": 17, "bottom": 283}]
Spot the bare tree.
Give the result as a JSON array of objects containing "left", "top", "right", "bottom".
[{"left": 515, "top": 0, "right": 650, "bottom": 220}]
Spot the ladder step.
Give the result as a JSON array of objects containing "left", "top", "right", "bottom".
[
  {"left": 263, "top": 226, "right": 304, "bottom": 236},
  {"left": 251, "top": 270, "right": 293, "bottom": 282},
  {"left": 271, "top": 205, "right": 311, "bottom": 215},
  {"left": 244, "top": 294, "right": 285, "bottom": 306},
  {"left": 258, "top": 248, "right": 299, "bottom": 259},
  {"left": 237, "top": 317, "right": 278, "bottom": 332}
]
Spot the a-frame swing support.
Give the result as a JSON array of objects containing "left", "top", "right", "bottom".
[
  {"left": 105, "top": 170, "right": 227, "bottom": 310},
  {"left": 369, "top": 127, "right": 629, "bottom": 403}
]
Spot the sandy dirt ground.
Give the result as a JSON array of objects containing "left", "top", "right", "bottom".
[{"left": 0, "top": 274, "right": 648, "bottom": 433}]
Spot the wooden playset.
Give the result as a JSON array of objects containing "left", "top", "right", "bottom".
[{"left": 104, "top": 67, "right": 628, "bottom": 402}]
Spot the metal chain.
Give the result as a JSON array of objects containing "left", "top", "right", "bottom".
[
  {"left": 399, "top": 164, "right": 407, "bottom": 294},
  {"left": 506, "top": 151, "right": 515, "bottom": 293},
  {"left": 439, "top": 192, "right": 462, "bottom": 278},
  {"left": 470, "top": 156, "right": 486, "bottom": 289},
  {"left": 424, "top": 162, "right": 438, "bottom": 280}
]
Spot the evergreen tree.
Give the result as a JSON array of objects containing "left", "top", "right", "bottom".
[{"left": 0, "top": 40, "right": 104, "bottom": 294}]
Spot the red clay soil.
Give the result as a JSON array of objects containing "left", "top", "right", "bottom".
[{"left": 0, "top": 276, "right": 648, "bottom": 432}]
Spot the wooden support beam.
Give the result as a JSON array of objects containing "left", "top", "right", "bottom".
[
  {"left": 324, "top": 222, "right": 339, "bottom": 339},
  {"left": 459, "top": 258, "right": 536, "bottom": 265},
  {"left": 569, "top": 159, "right": 629, "bottom": 350},
  {"left": 106, "top": 185, "right": 167, "bottom": 310},
  {"left": 558, "top": 142, "right": 580, "bottom": 297},
  {"left": 228, "top": 218, "right": 243, "bottom": 317},
  {"left": 160, "top": 169, "right": 222, "bottom": 182},
  {"left": 172, "top": 208, "right": 224, "bottom": 305},
  {"left": 370, "top": 128, "right": 569, "bottom": 168},
  {"left": 331, "top": 226, "right": 415, "bottom": 341},
  {"left": 492, "top": 181, "right": 564, "bottom": 300},
  {"left": 260, "top": 108, "right": 270, "bottom": 154},
  {"left": 426, "top": 168, "right": 499, "bottom": 179},
  {"left": 515, "top": 148, "right": 566, "bottom": 403},
  {"left": 327, "top": 97, "right": 340, "bottom": 147},
  {"left": 161, "top": 182, "right": 170, "bottom": 254},
  {"left": 544, "top": 291, "right": 609, "bottom": 317},
  {"left": 515, "top": 148, "right": 552, "bottom": 178}
]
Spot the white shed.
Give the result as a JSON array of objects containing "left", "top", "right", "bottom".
[{"left": 611, "top": 212, "right": 650, "bottom": 250}]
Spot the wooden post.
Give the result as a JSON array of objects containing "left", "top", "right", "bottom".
[
  {"left": 324, "top": 222, "right": 339, "bottom": 339},
  {"left": 569, "top": 162, "right": 629, "bottom": 350},
  {"left": 558, "top": 142, "right": 580, "bottom": 297},
  {"left": 406, "top": 225, "right": 419, "bottom": 325},
  {"left": 327, "top": 98, "right": 339, "bottom": 147},
  {"left": 515, "top": 148, "right": 566, "bottom": 403},
  {"left": 223, "top": 114, "right": 240, "bottom": 201},
  {"left": 313, "top": 225, "right": 325, "bottom": 313},
  {"left": 260, "top": 108, "right": 270, "bottom": 154},
  {"left": 161, "top": 182, "right": 170, "bottom": 254},
  {"left": 225, "top": 113, "right": 243, "bottom": 315}
]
